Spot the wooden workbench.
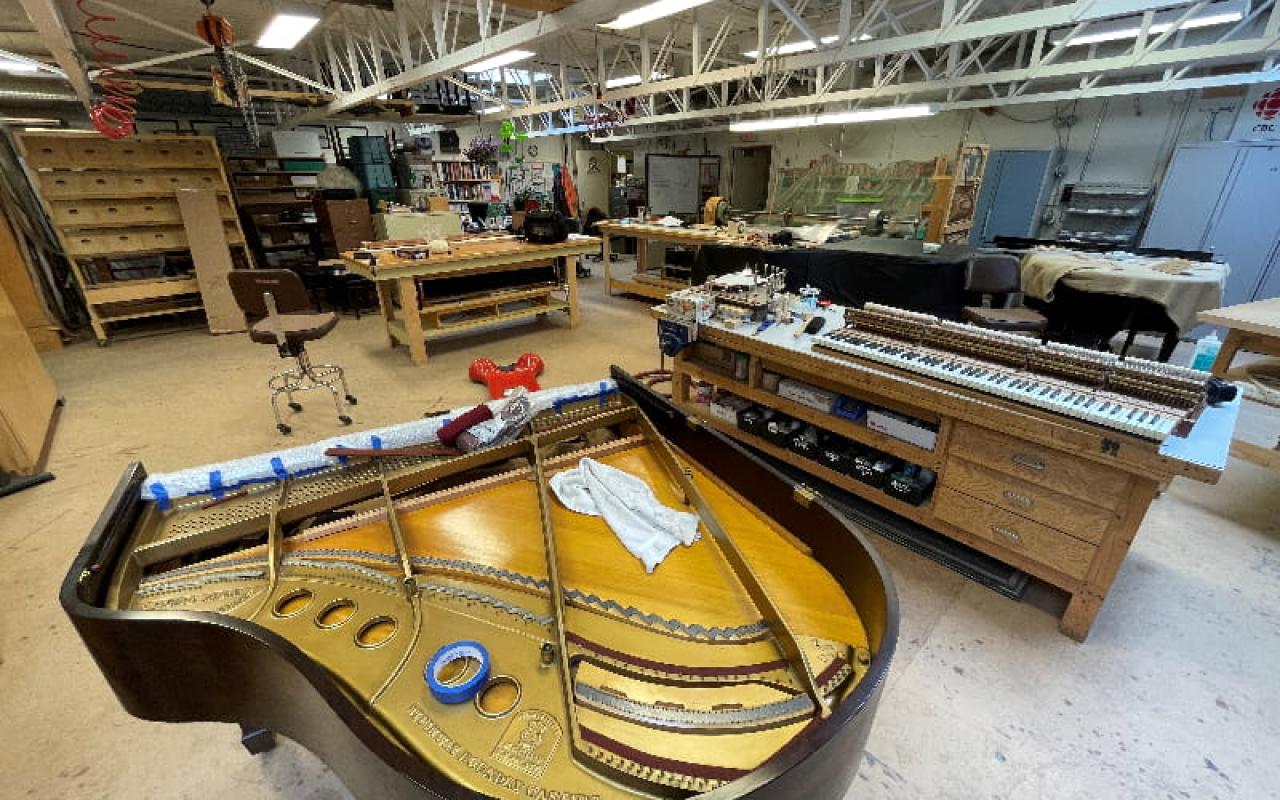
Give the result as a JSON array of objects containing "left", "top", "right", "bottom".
[
  {"left": 661, "top": 305, "right": 1238, "bottom": 640},
  {"left": 1199, "top": 297, "right": 1280, "bottom": 470},
  {"left": 342, "top": 235, "right": 600, "bottom": 365},
  {"left": 597, "top": 221, "right": 729, "bottom": 300}
]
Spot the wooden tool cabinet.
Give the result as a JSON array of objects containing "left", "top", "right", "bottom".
[
  {"left": 667, "top": 309, "right": 1234, "bottom": 640},
  {"left": 17, "top": 132, "right": 250, "bottom": 344}
]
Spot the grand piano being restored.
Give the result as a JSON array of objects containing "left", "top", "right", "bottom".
[{"left": 61, "top": 369, "right": 898, "bottom": 799}]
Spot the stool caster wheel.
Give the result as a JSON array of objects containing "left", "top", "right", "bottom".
[
  {"left": 277, "top": 423, "right": 292, "bottom": 435},
  {"left": 338, "top": 415, "right": 352, "bottom": 425},
  {"left": 288, "top": 402, "right": 303, "bottom": 412},
  {"left": 345, "top": 395, "right": 358, "bottom": 405}
]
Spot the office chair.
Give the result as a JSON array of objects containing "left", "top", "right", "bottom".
[
  {"left": 228, "top": 269, "right": 357, "bottom": 435},
  {"left": 961, "top": 253, "right": 1049, "bottom": 335}
]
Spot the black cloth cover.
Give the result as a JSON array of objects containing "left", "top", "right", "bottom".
[{"left": 692, "top": 238, "right": 972, "bottom": 319}]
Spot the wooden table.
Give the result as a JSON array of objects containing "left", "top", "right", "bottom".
[
  {"left": 342, "top": 236, "right": 600, "bottom": 365},
  {"left": 596, "top": 221, "right": 729, "bottom": 300},
  {"left": 659, "top": 304, "right": 1237, "bottom": 640},
  {"left": 1199, "top": 297, "right": 1280, "bottom": 470}
]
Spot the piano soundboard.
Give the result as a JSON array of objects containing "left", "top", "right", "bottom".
[{"left": 814, "top": 303, "right": 1214, "bottom": 441}]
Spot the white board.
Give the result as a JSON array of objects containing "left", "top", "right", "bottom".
[{"left": 646, "top": 154, "right": 701, "bottom": 215}]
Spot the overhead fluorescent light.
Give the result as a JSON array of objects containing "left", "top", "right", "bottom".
[
  {"left": 731, "top": 104, "right": 937, "bottom": 132},
  {"left": 0, "top": 59, "right": 40, "bottom": 74},
  {"left": 0, "top": 116, "right": 61, "bottom": 126},
  {"left": 600, "top": 0, "right": 715, "bottom": 31},
  {"left": 818, "top": 104, "right": 937, "bottom": 124},
  {"left": 256, "top": 13, "right": 320, "bottom": 50},
  {"left": 730, "top": 115, "right": 817, "bottom": 132},
  {"left": 1052, "top": 2, "right": 1245, "bottom": 46},
  {"left": 743, "top": 33, "right": 872, "bottom": 59},
  {"left": 604, "top": 71, "right": 670, "bottom": 89},
  {"left": 463, "top": 49, "right": 534, "bottom": 73}
]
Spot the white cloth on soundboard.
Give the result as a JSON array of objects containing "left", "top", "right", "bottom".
[{"left": 549, "top": 457, "right": 700, "bottom": 573}]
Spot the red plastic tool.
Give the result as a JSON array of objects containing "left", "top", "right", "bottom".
[{"left": 468, "top": 353, "right": 545, "bottom": 399}]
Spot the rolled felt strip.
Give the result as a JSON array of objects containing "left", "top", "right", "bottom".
[{"left": 436, "top": 403, "right": 494, "bottom": 446}]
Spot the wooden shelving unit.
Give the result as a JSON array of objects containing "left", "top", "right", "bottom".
[
  {"left": 434, "top": 160, "right": 495, "bottom": 204},
  {"left": 17, "top": 132, "right": 251, "bottom": 344},
  {"left": 226, "top": 155, "right": 323, "bottom": 273}
]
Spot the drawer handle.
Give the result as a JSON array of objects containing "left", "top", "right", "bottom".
[
  {"left": 991, "top": 525, "right": 1023, "bottom": 544},
  {"left": 1002, "top": 489, "right": 1034, "bottom": 508},
  {"left": 1010, "top": 452, "right": 1046, "bottom": 471}
]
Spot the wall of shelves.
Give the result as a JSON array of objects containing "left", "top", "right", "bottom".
[{"left": 17, "top": 132, "right": 251, "bottom": 343}]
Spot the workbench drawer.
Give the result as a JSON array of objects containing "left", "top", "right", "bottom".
[
  {"left": 949, "top": 423, "right": 1129, "bottom": 511},
  {"left": 941, "top": 457, "right": 1115, "bottom": 545},
  {"left": 934, "top": 487, "right": 1096, "bottom": 581}
]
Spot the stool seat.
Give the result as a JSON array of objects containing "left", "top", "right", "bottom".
[
  {"left": 962, "top": 305, "right": 1048, "bottom": 333},
  {"left": 250, "top": 312, "right": 339, "bottom": 346}
]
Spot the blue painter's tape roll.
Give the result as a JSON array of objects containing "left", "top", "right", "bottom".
[{"left": 424, "top": 641, "right": 490, "bottom": 704}]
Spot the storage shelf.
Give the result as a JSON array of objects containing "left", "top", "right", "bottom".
[
  {"left": 59, "top": 216, "right": 238, "bottom": 231},
  {"left": 1064, "top": 208, "right": 1142, "bottom": 217},
  {"left": 99, "top": 302, "right": 204, "bottom": 323},
  {"left": 45, "top": 189, "right": 231, "bottom": 201},
  {"left": 682, "top": 405, "right": 936, "bottom": 523},
  {"left": 71, "top": 242, "right": 245, "bottom": 260},
  {"left": 234, "top": 185, "right": 318, "bottom": 192},
  {"left": 233, "top": 170, "right": 323, "bottom": 176},
  {"left": 679, "top": 360, "right": 940, "bottom": 468}
]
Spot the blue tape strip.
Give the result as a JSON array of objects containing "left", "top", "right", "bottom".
[
  {"left": 371, "top": 435, "right": 383, "bottom": 450},
  {"left": 209, "top": 470, "right": 224, "bottom": 501},
  {"left": 598, "top": 381, "right": 608, "bottom": 405},
  {"left": 150, "top": 482, "right": 170, "bottom": 511},
  {"left": 425, "top": 641, "right": 490, "bottom": 704},
  {"left": 270, "top": 458, "right": 288, "bottom": 480}
]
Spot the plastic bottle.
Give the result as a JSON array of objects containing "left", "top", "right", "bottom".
[{"left": 1190, "top": 331, "right": 1222, "bottom": 372}]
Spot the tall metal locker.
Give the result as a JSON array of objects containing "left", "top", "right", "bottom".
[
  {"left": 1144, "top": 142, "right": 1280, "bottom": 305},
  {"left": 1141, "top": 145, "right": 1240, "bottom": 250},
  {"left": 969, "top": 149, "right": 1057, "bottom": 245}
]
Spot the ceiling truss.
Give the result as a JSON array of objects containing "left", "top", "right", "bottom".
[{"left": 8, "top": 0, "right": 1280, "bottom": 135}]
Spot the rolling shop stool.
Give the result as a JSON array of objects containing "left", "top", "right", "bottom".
[{"left": 228, "top": 269, "right": 357, "bottom": 435}]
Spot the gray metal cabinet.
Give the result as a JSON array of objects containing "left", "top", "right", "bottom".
[{"left": 1144, "top": 142, "right": 1280, "bottom": 304}]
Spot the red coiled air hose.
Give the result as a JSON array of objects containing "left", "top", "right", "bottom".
[{"left": 76, "top": 0, "right": 140, "bottom": 139}]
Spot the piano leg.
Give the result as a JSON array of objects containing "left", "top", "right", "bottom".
[{"left": 240, "top": 725, "right": 277, "bottom": 756}]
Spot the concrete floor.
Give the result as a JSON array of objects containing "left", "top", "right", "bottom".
[{"left": 2, "top": 268, "right": 1278, "bottom": 799}]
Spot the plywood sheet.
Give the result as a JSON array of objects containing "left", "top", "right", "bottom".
[
  {"left": 176, "top": 189, "right": 245, "bottom": 334},
  {"left": 0, "top": 281, "right": 57, "bottom": 473},
  {"left": 0, "top": 210, "right": 61, "bottom": 350}
]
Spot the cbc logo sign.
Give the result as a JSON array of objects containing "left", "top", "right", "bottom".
[{"left": 1249, "top": 87, "right": 1280, "bottom": 134}]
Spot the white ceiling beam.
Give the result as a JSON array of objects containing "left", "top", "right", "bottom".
[
  {"left": 770, "top": 0, "right": 820, "bottom": 48},
  {"left": 585, "top": 31, "right": 1280, "bottom": 130},
  {"left": 599, "top": 63, "right": 1280, "bottom": 141},
  {"left": 307, "top": 0, "right": 655, "bottom": 117},
  {"left": 16, "top": 0, "right": 93, "bottom": 112},
  {"left": 88, "top": 47, "right": 213, "bottom": 78},
  {"left": 496, "top": 0, "right": 1213, "bottom": 121}
]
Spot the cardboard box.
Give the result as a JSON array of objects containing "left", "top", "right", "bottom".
[
  {"left": 778, "top": 378, "right": 837, "bottom": 412},
  {"left": 709, "top": 393, "right": 752, "bottom": 425},
  {"left": 867, "top": 408, "right": 938, "bottom": 450},
  {"left": 271, "top": 130, "right": 323, "bottom": 158}
]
